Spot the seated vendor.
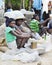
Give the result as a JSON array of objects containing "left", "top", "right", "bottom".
[
  {"left": 30, "top": 14, "right": 40, "bottom": 33},
  {"left": 30, "top": 14, "right": 51, "bottom": 35},
  {"left": 16, "top": 18, "right": 30, "bottom": 48}
]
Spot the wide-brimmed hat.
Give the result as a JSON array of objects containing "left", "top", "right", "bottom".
[
  {"left": 4, "top": 11, "right": 15, "bottom": 19},
  {"left": 13, "top": 10, "right": 25, "bottom": 19},
  {"left": 4, "top": 10, "right": 25, "bottom": 20}
]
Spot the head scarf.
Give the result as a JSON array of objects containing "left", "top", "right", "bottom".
[{"left": 5, "top": 17, "right": 15, "bottom": 27}]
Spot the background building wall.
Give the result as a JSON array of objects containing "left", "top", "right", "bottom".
[{"left": 0, "top": 0, "right": 5, "bottom": 25}]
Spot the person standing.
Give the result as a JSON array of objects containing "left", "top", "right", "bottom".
[
  {"left": 32, "top": 0, "right": 42, "bottom": 21},
  {"left": 6, "top": 6, "right": 13, "bottom": 12}
]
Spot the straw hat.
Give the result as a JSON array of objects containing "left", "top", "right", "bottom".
[
  {"left": 4, "top": 10, "right": 25, "bottom": 20},
  {"left": 12, "top": 10, "right": 25, "bottom": 19}
]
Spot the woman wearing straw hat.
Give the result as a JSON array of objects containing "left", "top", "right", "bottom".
[{"left": 12, "top": 11, "right": 31, "bottom": 48}]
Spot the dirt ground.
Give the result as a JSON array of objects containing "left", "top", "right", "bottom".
[
  {"left": 40, "top": 51, "right": 52, "bottom": 65},
  {"left": 0, "top": 50, "right": 52, "bottom": 65}
]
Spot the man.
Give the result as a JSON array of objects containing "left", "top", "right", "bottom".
[{"left": 32, "top": 0, "right": 42, "bottom": 20}]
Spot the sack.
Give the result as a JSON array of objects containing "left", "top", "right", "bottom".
[{"left": 0, "top": 47, "right": 9, "bottom": 53}]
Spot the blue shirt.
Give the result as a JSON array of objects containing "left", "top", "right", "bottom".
[
  {"left": 33, "top": 0, "right": 42, "bottom": 10},
  {"left": 7, "top": 9, "right": 13, "bottom": 12},
  {"left": 49, "top": 20, "right": 52, "bottom": 29}
]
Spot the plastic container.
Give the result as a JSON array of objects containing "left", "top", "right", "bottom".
[{"left": 31, "top": 42, "right": 37, "bottom": 49}]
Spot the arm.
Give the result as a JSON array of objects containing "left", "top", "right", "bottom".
[
  {"left": 13, "top": 25, "right": 23, "bottom": 33},
  {"left": 39, "top": 18, "right": 50, "bottom": 26},
  {"left": 15, "top": 30, "right": 22, "bottom": 35},
  {"left": 47, "top": 29, "right": 52, "bottom": 34},
  {"left": 24, "top": 21, "right": 35, "bottom": 32},
  {"left": 10, "top": 30, "right": 31, "bottom": 38}
]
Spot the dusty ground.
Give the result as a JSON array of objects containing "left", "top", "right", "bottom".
[
  {"left": 40, "top": 51, "right": 52, "bottom": 65},
  {"left": 0, "top": 60, "right": 40, "bottom": 65},
  {"left": 0, "top": 50, "right": 52, "bottom": 65}
]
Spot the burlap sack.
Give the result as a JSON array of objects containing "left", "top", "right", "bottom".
[{"left": 0, "top": 47, "right": 9, "bottom": 53}]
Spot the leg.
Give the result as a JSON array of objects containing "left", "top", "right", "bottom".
[
  {"left": 16, "top": 38, "right": 28, "bottom": 48},
  {"left": 16, "top": 38, "right": 22, "bottom": 49},
  {"left": 20, "top": 38, "right": 28, "bottom": 48}
]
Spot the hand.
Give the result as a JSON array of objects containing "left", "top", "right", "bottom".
[{"left": 21, "top": 33, "right": 31, "bottom": 38}]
